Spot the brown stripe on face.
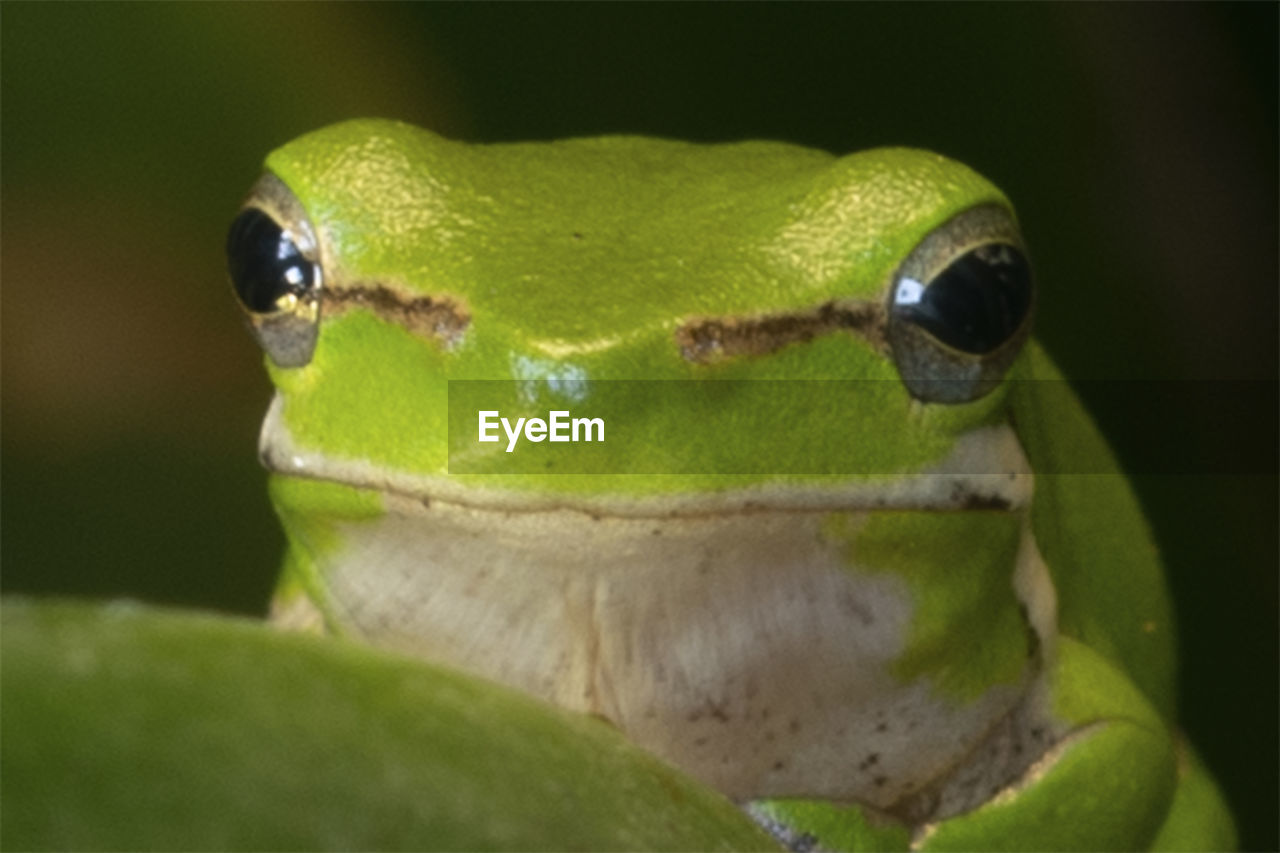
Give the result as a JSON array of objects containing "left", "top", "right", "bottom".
[
  {"left": 325, "top": 284, "right": 470, "bottom": 346},
  {"left": 676, "top": 300, "right": 887, "bottom": 364}
]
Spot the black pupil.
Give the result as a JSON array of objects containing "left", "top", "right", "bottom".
[
  {"left": 226, "top": 208, "right": 316, "bottom": 313},
  {"left": 900, "top": 244, "right": 1031, "bottom": 354}
]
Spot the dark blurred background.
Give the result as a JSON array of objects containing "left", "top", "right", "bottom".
[{"left": 2, "top": 4, "right": 1275, "bottom": 848}]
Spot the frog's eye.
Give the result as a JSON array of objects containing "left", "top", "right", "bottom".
[
  {"left": 887, "top": 205, "right": 1033, "bottom": 404},
  {"left": 226, "top": 174, "right": 322, "bottom": 368}
]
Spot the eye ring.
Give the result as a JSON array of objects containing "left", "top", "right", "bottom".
[
  {"left": 226, "top": 173, "right": 323, "bottom": 368},
  {"left": 887, "top": 205, "right": 1033, "bottom": 404}
]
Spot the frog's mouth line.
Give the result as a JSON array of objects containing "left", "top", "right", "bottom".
[{"left": 258, "top": 393, "right": 1033, "bottom": 519}]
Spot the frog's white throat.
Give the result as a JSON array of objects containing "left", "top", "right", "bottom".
[{"left": 261, "top": 389, "right": 1060, "bottom": 816}]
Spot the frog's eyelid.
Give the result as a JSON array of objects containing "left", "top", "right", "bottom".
[
  {"left": 674, "top": 299, "right": 887, "bottom": 364},
  {"left": 240, "top": 173, "right": 314, "bottom": 241}
]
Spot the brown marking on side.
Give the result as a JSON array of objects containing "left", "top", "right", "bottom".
[
  {"left": 956, "top": 489, "right": 1014, "bottom": 512},
  {"left": 326, "top": 283, "right": 470, "bottom": 345},
  {"left": 675, "top": 299, "right": 887, "bottom": 364}
]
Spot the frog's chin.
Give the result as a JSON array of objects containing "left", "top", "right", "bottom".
[{"left": 258, "top": 392, "right": 1033, "bottom": 518}]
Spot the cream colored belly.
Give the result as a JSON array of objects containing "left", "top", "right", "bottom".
[{"left": 309, "top": 496, "right": 1045, "bottom": 810}]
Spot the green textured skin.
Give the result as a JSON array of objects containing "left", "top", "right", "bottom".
[
  {"left": 834, "top": 510, "right": 1027, "bottom": 702},
  {"left": 918, "top": 637, "right": 1178, "bottom": 852},
  {"left": 1150, "top": 746, "right": 1241, "bottom": 852},
  {"left": 1008, "top": 345, "right": 1236, "bottom": 850},
  {"left": 749, "top": 798, "right": 913, "bottom": 851},
  {"left": 268, "top": 476, "right": 383, "bottom": 629},
  {"left": 1012, "top": 343, "right": 1177, "bottom": 721},
  {"left": 0, "top": 599, "right": 777, "bottom": 851},
  {"left": 262, "top": 118, "right": 1011, "bottom": 493}
]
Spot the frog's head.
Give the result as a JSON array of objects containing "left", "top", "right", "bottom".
[{"left": 227, "top": 119, "right": 1033, "bottom": 511}]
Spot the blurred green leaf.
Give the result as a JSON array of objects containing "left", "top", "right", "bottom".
[{"left": 0, "top": 599, "right": 775, "bottom": 852}]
